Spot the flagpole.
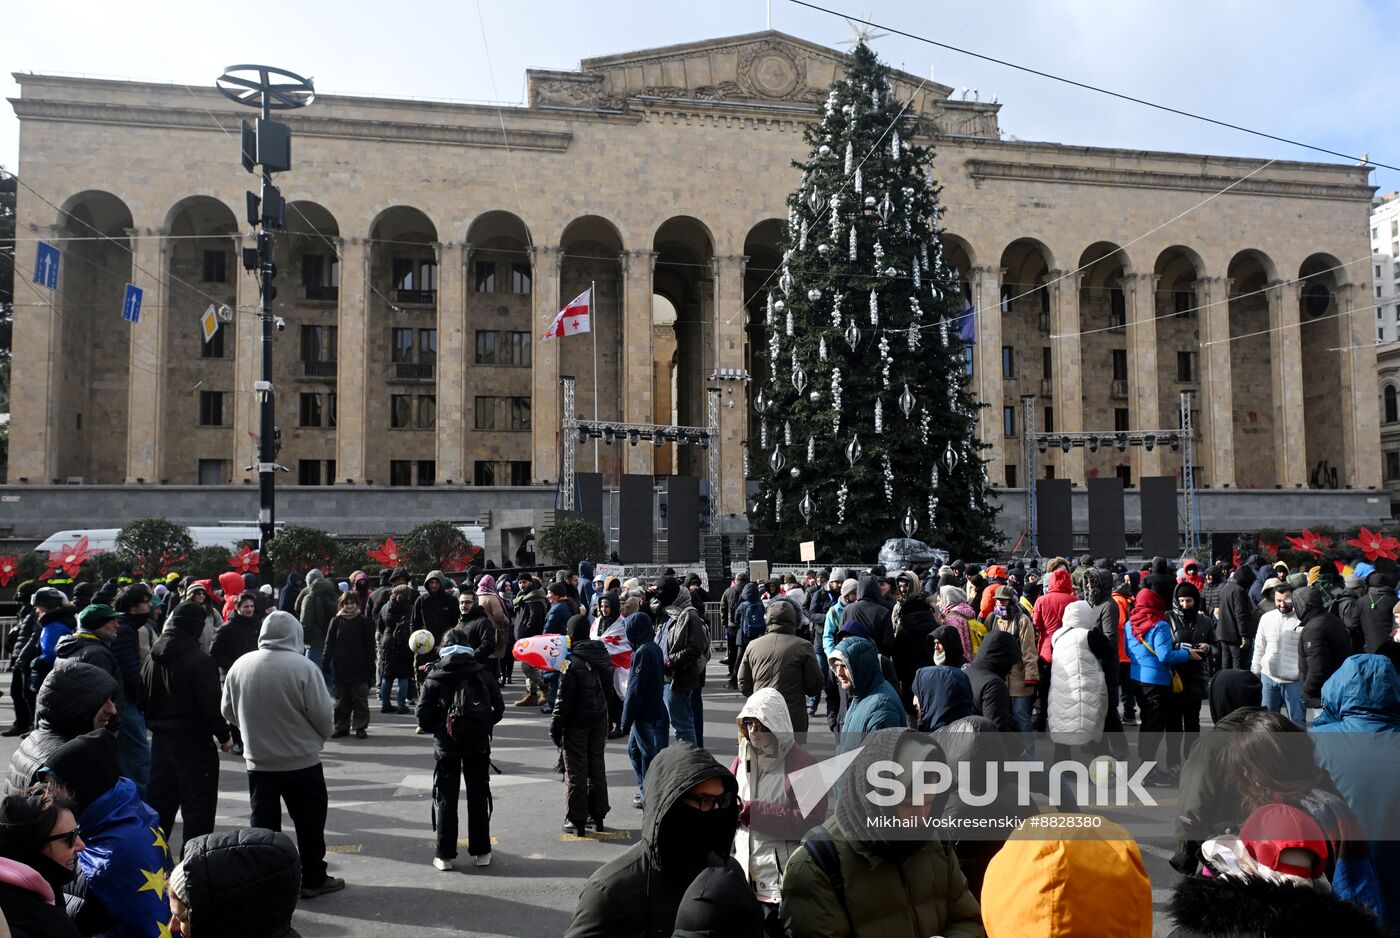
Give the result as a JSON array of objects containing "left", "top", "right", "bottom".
[{"left": 591, "top": 281, "right": 600, "bottom": 471}]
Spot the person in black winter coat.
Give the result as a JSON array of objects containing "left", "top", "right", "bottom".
[
  {"left": 324, "top": 592, "right": 377, "bottom": 739},
  {"left": 141, "top": 602, "right": 231, "bottom": 849},
  {"left": 416, "top": 630, "right": 505, "bottom": 869},
  {"left": 891, "top": 602, "right": 936, "bottom": 716},
  {"left": 278, "top": 571, "right": 304, "bottom": 615},
  {"left": 4, "top": 597, "right": 38, "bottom": 737},
  {"left": 669, "top": 864, "right": 765, "bottom": 938},
  {"left": 1360, "top": 570, "right": 1398, "bottom": 653},
  {"left": 211, "top": 593, "right": 262, "bottom": 674},
  {"left": 169, "top": 828, "right": 305, "bottom": 938},
  {"left": 377, "top": 585, "right": 417, "bottom": 713},
  {"left": 964, "top": 630, "right": 1018, "bottom": 739},
  {"left": 1144, "top": 557, "right": 1176, "bottom": 609},
  {"left": 840, "top": 576, "right": 894, "bottom": 656},
  {"left": 0, "top": 783, "right": 85, "bottom": 938},
  {"left": 1216, "top": 565, "right": 1257, "bottom": 670},
  {"left": 54, "top": 604, "right": 125, "bottom": 707},
  {"left": 7, "top": 660, "right": 118, "bottom": 793},
  {"left": 1293, "top": 585, "right": 1351, "bottom": 709},
  {"left": 552, "top": 616, "right": 613, "bottom": 836},
  {"left": 1167, "top": 581, "right": 1217, "bottom": 768},
  {"left": 1328, "top": 574, "right": 1367, "bottom": 653}
]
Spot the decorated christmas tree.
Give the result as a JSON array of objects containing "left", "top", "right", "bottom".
[{"left": 749, "top": 42, "right": 1000, "bottom": 562}]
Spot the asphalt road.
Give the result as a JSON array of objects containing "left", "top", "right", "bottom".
[{"left": 0, "top": 662, "right": 1187, "bottom": 936}]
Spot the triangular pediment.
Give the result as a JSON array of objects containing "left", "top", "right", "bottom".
[{"left": 526, "top": 30, "right": 999, "bottom": 137}]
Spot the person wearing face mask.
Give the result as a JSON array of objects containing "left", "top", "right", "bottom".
[
  {"left": 1168, "top": 581, "right": 1216, "bottom": 767},
  {"left": 1250, "top": 583, "right": 1305, "bottom": 726},
  {"left": 929, "top": 624, "right": 967, "bottom": 669},
  {"left": 729, "top": 689, "right": 828, "bottom": 935},
  {"left": 567, "top": 743, "right": 744, "bottom": 938},
  {"left": 986, "top": 584, "right": 1038, "bottom": 743},
  {"left": 780, "top": 728, "right": 984, "bottom": 938},
  {"left": 0, "top": 782, "right": 85, "bottom": 937}
]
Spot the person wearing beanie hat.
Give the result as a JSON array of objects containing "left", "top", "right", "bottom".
[
  {"left": 221, "top": 611, "right": 341, "bottom": 898},
  {"left": 0, "top": 782, "right": 85, "bottom": 938},
  {"left": 141, "top": 600, "right": 231, "bottom": 851},
  {"left": 7, "top": 660, "right": 119, "bottom": 794},
  {"left": 659, "top": 577, "right": 710, "bottom": 748},
  {"left": 670, "top": 864, "right": 764, "bottom": 938},
  {"left": 780, "top": 729, "right": 983, "bottom": 937},
  {"left": 168, "top": 829, "right": 303, "bottom": 937}
]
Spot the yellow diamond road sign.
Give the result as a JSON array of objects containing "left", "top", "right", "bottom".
[{"left": 201, "top": 305, "right": 220, "bottom": 344}]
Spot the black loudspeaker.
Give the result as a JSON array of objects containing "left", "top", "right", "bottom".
[
  {"left": 1087, "top": 477, "right": 1126, "bottom": 561},
  {"left": 749, "top": 533, "right": 773, "bottom": 563},
  {"left": 1211, "top": 533, "right": 1236, "bottom": 565},
  {"left": 1140, "top": 476, "right": 1180, "bottom": 558},
  {"left": 666, "top": 476, "right": 701, "bottom": 563},
  {"left": 618, "top": 474, "right": 654, "bottom": 563},
  {"left": 575, "top": 473, "right": 603, "bottom": 530},
  {"left": 1036, "top": 478, "right": 1074, "bottom": 558}
]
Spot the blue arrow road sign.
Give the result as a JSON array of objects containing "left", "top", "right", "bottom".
[
  {"left": 121, "top": 283, "right": 143, "bottom": 323},
  {"left": 34, "top": 241, "right": 60, "bottom": 289}
]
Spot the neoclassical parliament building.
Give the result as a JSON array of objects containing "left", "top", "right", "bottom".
[{"left": 6, "top": 30, "right": 1385, "bottom": 536}]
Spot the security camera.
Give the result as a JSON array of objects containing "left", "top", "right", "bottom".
[{"left": 274, "top": 316, "right": 287, "bottom": 332}]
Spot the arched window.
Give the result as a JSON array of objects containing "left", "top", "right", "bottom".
[{"left": 1386, "top": 385, "right": 1398, "bottom": 425}]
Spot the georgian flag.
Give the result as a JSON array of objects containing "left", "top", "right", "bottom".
[{"left": 542, "top": 287, "right": 592, "bottom": 340}]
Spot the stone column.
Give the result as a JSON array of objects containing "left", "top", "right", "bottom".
[
  {"left": 9, "top": 225, "right": 63, "bottom": 482},
  {"left": 1048, "top": 269, "right": 1084, "bottom": 482},
  {"left": 125, "top": 227, "right": 167, "bottom": 483},
  {"left": 621, "top": 249, "right": 658, "bottom": 475},
  {"left": 229, "top": 233, "right": 259, "bottom": 484},
  {"left": 1127, "top": 272, "right": 1163, "bottom": 478},
  {"left": 335, "top": 237, "right": 369, "bottom": 483},
  {"left": 1197, "top": 276, "right": 1235, "bottom": 487},
  {"left": 435, "top": 241, "right": 467, "bottom": 483},
  {"left": 711, "top": 255, "right": 748, "bottom": 518},
  {"left": 1268, "top": 280, "right": 1305, "bottom": 487},
  {"left": 1340, "top": 282, "right": 1382, "bottom": 488},
  {"left": 971, "top": 265, "right": 1004, "bottom": 485},
  {"left": 530, "top": 245, "right": 563, "bottom": 484}
]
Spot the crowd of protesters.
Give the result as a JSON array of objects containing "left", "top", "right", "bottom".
[{"left": 0, "top": 547, "right": 1397, "bottom": 936}]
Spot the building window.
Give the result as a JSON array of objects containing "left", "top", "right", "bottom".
[
  {"left": 1174, "top": 289, "right": 1196, "bottom": 318},
  {"left": 1393, "top": 220, "right": 1398, "bottom": 237},
  {"left": 510, "top": 397, "right": 531, "bottom": 430},
  {"left": 1379, "top": 265, "right": 1385, "bottom": 279},
  {"left": 391, "top": 328, "right": 414, "bottom": 363},
  {"left": 1116, "top": 464, "right": 1133, "bottom": 487},
  {"left": 474, "top": 461, "right": 496, "bottom": 486},
  {"left": 299, "top": 392, "right": 325, "bottom": 428},
  {"left": 390, "top": 394, "right": 413, "bottom": 429},
  {"left": 474, "top": 261, "right": 496, "bottom": 293},
  {"left": 1004, "top": 464, "right": 1017, "bottom": 487},
  {"left": 511, "top": 263, "right": 532, "bottom": 294},
  {"left": 475, "top": 396, "right": 496, "bottom": 430},
  {"left": 417, "top": 395, "right": 437, "bottom": 429},
  {"left": 1003, "top": 406, "right": 1015, "bottom": 437},
  {"left": 298, "top": 460, "right": 322, "bottom": 486},
  {"left": 1386, "top": 385, "right": 1398, "bottom": 424},
  {"left": 1114, "top": 407, "right": 1130, "bottom": 432},
  {"left": 964, "top": 345, "right": 974, "bottom": 376},
  {"left": 509, "top": 461, "right": 532, "bottom": 485},
  {"left": 475, "top": 330, "right": 531, "bottom": 365},
  {"left": 1109, "top": 287, "right": 1126, "bottom": 328},
  {"left": 507, "top": 331, "right": 531, "bottom": 365},
  {"left": 416, "top": 460, "right": 436, "bottom": 486},
  {"left": 390, "top": 460, "right": 413, "bottom": 486},
  {"left": 197, "top": 459, "right": 227, "bottom": 485},
  {"left": 198, "top": 391, "right": 226, "bottom": 427},
  {"left": 1001, "top": 346, "right": 1015, "bottom": 378},
  {"left": 201, "top": 250, "right": 226, "bottom": 283},
  {"left": 1043, "top": 406, "right": 1054, "bottom": 434},
  {"left": 327, "top": 392, "right": 337, "bottom": 427},
  {"left": 474, "top": 330, "right": 496, "bottom": 363},
  {"left": 393, "top": 257, "right": 437, "bottom": 291},
  {"left": 1042, "top": 347, "right": 1052, "bottom": 380},
  {"left": 1177, "top": 351, "right": 1196, "bottom": 383},
  {"left": 1111, "top": 349, "right": 1128, "bottom": 381},
  {"left": 1379, "top": 286, "right": 1385, "bottom": 299},
  {"left": 300, "top": 324, "right": 337, "bottom": 362},
  {"left": 1000, "top": 286, "right": 1012, "bottom": 314},
  {"left": 1040, "top": 288, "right": 1050, "bottom": 315},
  {"left": 201, "top": 325, "right": 225, "bottom": 359},
  {"left": 1387, "top": 452, "right": 1400, "bottom": 481}
]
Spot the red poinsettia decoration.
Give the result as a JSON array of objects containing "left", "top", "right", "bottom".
[
  {"left": 369, "top": 537, "right": 400, "bottom": 568},
  {"left": 1258, "top": 540, "right": 1279, "bottom": 559},
  {"left": 443, "top": 545, "right": 480, "bottom": 572},
  {"left": 1284, "top": 529, "right": 1331, "bottom": 556},
  {"left": 1232, "top": 548, "right": 1243, "bottom": 569},
  {"left": 1347, "top": 526, "right": 1400, "bottom": 563},
  {"left": 228, "top": 546, "right": 261, "bottom": 575},
  {"left": 0, "top": 556, "right": 17, "bottom": 588},
  {"left": 41, "top": 536, "right": 100, "bottom": 580}
]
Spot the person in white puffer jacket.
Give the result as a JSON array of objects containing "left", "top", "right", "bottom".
[
  {"left": 1249, "top": 581, "right": 1305, "bottom": 726},
  {"left": 1047, "top": 600, "right": 1111, "bottom": 810}
]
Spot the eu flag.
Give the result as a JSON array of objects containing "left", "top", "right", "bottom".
[{"left": 77, "top": 777, "right": 172, "bottom": 938}]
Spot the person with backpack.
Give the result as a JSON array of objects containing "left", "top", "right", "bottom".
[
  {"left": 416, "top": 629, "right": 504, "bottom": 870},
  {"left": 734, "top": 581, "right": 767, "bottom": 664},
  {"left": 779, "top": 727, "right": 984, "bottom": 938},
  {"left": 1328, "top": 572, "right": 1367, "bottom": 652},
  {"left": 660, "top": 577, "right": 711, "bottom": 749},
  {"left": 551, "top": 616, "right": 613, "bottom": 837}
]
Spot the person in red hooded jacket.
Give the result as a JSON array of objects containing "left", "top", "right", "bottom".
[
  {"left": 218, "top": 572, "right": 247, "bottom": 622},
  {"left": 1030, "top": 565, "right": 1075, "bottom": 731}
]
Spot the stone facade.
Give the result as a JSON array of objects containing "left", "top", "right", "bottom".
[{"left": 7, "top": 30, "right": 1382, "bottom": 525}]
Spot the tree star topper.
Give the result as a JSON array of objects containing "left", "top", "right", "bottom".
[{"left": 837, "top": 13, "right": 889, "bottom": 48}]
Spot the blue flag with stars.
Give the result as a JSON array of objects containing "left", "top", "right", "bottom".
[{"left": 76, "top": 777, "right": 173, "bottom": 938}]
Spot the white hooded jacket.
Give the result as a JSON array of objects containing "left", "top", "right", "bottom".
[
  {"left": 732, "top": 688, "right": 802, "bottom": 904},
  {"left": 1048, "top": 600, "right": 1108, "bottom": 745}
]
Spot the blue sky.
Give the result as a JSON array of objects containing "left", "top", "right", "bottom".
[{"left": 5, "top": 0, "right": 1398, "bottom": 195}]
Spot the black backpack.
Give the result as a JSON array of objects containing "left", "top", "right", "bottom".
[
  {"left": 740, "top": 601, "right": 767, "bottom": 646},
  {"left": 446, "top": 669, "right": 497, "bottom": 742}
]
